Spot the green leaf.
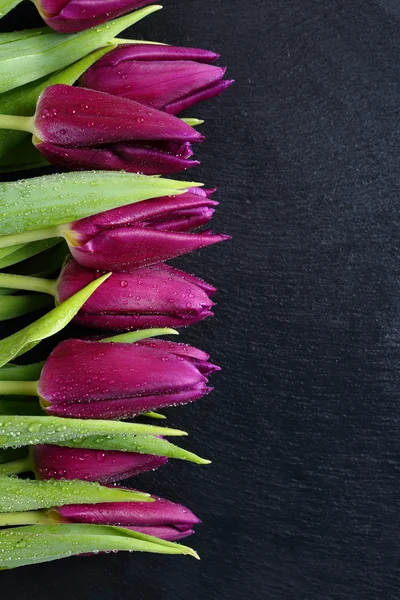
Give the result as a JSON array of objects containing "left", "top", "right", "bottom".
[
  {"left": 0, "top": 272, "right": 110, "bottom": 366},
  {"left": 61, "top": 434, "right": 210, "bottom": 465},
  {"left": 0, "top": 415, "right": 186, "bottom": 448},
  {"left": 0, "top": 476, "right": 150, "bottom": 513},
  {"left": 0, "top": 171, "right": 200, "bottom": 238},
  {"left": 102, "top": 328, "right": 179, "bottom": 344},
  {"left": 0, "top": 0, "right": 22, "bottom": 18},
  {"left": 0, "top": 362, "right": 45, "bottom": 381},
  {"left": 0, "top": 398, "right": 43, "bottom": 416},
  {"left": 0, "top": 7, "right": 161, "bottom": 94},
  {"left": 0, "top": 523, "right": 198, "bottom": 569},
  {"left": 0, "top": 239, "right": 61, "bottom": 269},
  {"left": 0, "top": 294, "right": 52, "bottom": 320}
]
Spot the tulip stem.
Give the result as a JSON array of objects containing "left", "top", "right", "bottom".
[
  {"left": 0, "top": 225, "right": 63, "bottom": 250},
  {"left": 0, "top": 511, "right": 52, "bottom": 526},
  {"left": 0, "top": 114, "right": 35, "bottom": 134},
  {"left": 0, "top": 273, "right": 57, "bottom": 297},
  {"left": 0, "top": 380, "right": 38, "bottom": 396},
  {"left": 0, "top": 455, "right": 32, "bottom": 476}
]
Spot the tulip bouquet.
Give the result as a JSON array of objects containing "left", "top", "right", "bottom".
[{"left": 0, "top": 1, "right": 232, "bottom": 570}]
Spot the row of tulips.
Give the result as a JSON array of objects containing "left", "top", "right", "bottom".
[{"left": 0, "top": 2, "right": 232, "bottom": 569}]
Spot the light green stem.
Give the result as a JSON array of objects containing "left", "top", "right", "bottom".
[
  {"left": 0, "top": 273, "right": 57, "bottom": 296},
  {"left": 0, "top": 511, "right": 52, "bottom": 526},
  {"left": 0, "top": 225, "right": 63, "bottom": 250},
  {"left": 0, "top": 380, "right": 38, "bottom": 396},
  {"left": 0, "top": 455, "right": 32, "bottom": 476},
  {"left": 0, "top": 114, "right": 35, "bottom": 134}
]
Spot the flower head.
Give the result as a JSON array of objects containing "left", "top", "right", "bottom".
[
  {"left": 81, "top": 44, "right": 234, "bottom": 114},
  {"left": 33, "top": 84, "right": 202, "bottom": 174},
  {"left": 57, "top": 258, "right": 216, "bottom": 330},
  {"left": 37, "top": 338, "right": 219, "bottom": 419}
]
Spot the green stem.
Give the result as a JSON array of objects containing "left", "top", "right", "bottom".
[
  {"left": 0, "top": 511, "right": 52, "bottom": 526},
  {"left": 0, "top": 114, "right": 35, "bottom": 134},
  {"left": 0, "top": 273, "right": 57, "bottom": 296},
  {"left": 0, "top": 455, "right": 32, "bottom": 476},
  {"left": 0, "top": 225, "right": 63, "bottom": 250},
  {"left": 0, "top": 380, "right": 38, "bottom": 396},
  {"left": 110, "top": 38, "right": 165, "bottom": 45}
]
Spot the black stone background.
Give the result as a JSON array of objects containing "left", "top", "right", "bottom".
[{"left": 2, "top": 0, "right": 400, "bottom": 598}]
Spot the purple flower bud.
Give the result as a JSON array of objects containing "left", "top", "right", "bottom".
[
  {"left": 33, "top": 84, "right": 203, "bottom": 174},
  {"left": 56, "top": 494, "right": 201, "bottom": 541},
  {"left": 38, "top": 0, "right": 155, "bottom": 33},
  {"left": 81, "top": 44, "right": 234, "bottom": 114},
  {"left": 57, "top": 258, "right": 216, "bottom": 330},
  {"left": 68, "top": 188, "right": 230, "bottom": 271},
  {"left": 31, "top": 444, "right": 168, "bottom": 483},
  {"left": 37, "top": 338, "right": 219, "bottom": 419}
]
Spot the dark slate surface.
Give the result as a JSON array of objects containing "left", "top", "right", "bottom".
[{"left": 2, "top": 0, "right": 400, "bottom": 598}]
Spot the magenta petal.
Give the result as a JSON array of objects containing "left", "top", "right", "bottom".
[
  {"left": 57, "top": 260, "right": 216, "bottom": 331},
  {"left": 46, "top": 384, "right": 213, "bottom": 419},
  {"left": 57, "top": 494, "right": 200, "bottom": 540},
  {"left": 39, "top": 0, "right": 155, "bottom": 33},
  {"left": 71, "top": 227, "right": 230, "bottom": 271},
  {"left": 37, "top": 338, "right": 217, "bottom": 416},
  {"left": 125, "top": 526, "right": 195, "bottom": 541},
  {"left": 165, "top": 78, "right": 235, "bottom": 115},
  {"left": 36, "top": 140, "right": 199, "bottom": 175},
  {"left": 71, "top": 192, "right": 219, "bottom": 243},
  {"left": 35, "top": 85, "right": 203, "bottom": 146},
  {"left": 31, "top": 444, "right": 167, "bottom": 482},
  {"left": 82, "top": 58, "right": 227, "bottom": 112},
  {"left": 136, "top": 339, "right": 211, "bottom": 361}
]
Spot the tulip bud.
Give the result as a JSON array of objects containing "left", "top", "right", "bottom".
[
  {"left": 81, "top": 44, "right": 234, "bottom": 114},
  {"left": 57, "top": 258, "right": 216, "bottom": 330},
  {"left": 36, "top": 337, "right": 219, "bottom": 419},
  {"left": 56, "top": 494, "right": 201, "bottom": 541},
  {"left": 31, "top": 444, "right": 168, "bottom": 483},
  {"left": 0, "top": 84, "right": 203, "bottom": 174},
  {"left": 67, "top": 188, "right": 230, "bottom": 271},
  {"left": 37, "top": 0, "right": 155, "bottom": 33}
]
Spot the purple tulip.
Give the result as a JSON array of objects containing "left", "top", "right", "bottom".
[
  {"left": 37, "top": 338, "right": 219, "bottom": 419},
  {"left": 33, "top": 84, "right": 202, "bottom": 174},
  {"left": 57, "top": 258, "right": 217, "bottom": 330},
  {"left": 81, "top": 44, "right": 234, "bottom": 115},
  {"left": 31, "top": 444, "right": 168, "bottom": 483},
  {"left": 67, "top": 188, "right": 230, "bottom": 271},
  {"left": 56, "top": 494, "right": 201, "bottom": 541},
  {"left": 38, "top": 0, "right": 155, "bottom": 33}
]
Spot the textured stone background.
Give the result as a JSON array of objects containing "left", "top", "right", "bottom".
[{"left": 2, "top": 1, "right": 400, "bottom": 598}]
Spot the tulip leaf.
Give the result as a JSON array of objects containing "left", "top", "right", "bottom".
[
  {"left": 0, "top": 172, "right": 200, "bottom": 239},
  {"left": 11, "top": 242, "right": 68, "bottom": 278},
  {"left": 0, "top": 398, "right": 43, "bottom": 416},
  {"left": 0, "top": 362, "right": 45, "bottom": 381},
  {"left": 0, "top": 0, "right": 21, "bottom": 18},
  {"left": 0, "top": 416, "right": 186, "bottom": 448},
  {"left": 0, "top": 523, "right": 198, "bottom": 569},
  {"left": 0, "top": 273, "right": 110, "bottom": 366},
  {"left": 0, "top": 476, "right": 151, "bottom": 513},
  {"left": 0, "top": 7, "right": 161, "bottom": 94},
  {"left": 0, "top": 294, "right": 53, "bottom": 320},
  {"left": 61, "top": 434, "right": 211, "bottom": 465},
  {"left": 0, "top": 239, "right": 61, "bottom": 269},
  {"left": 102, "top": 328, "right": 179, "bottom": 344}
]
